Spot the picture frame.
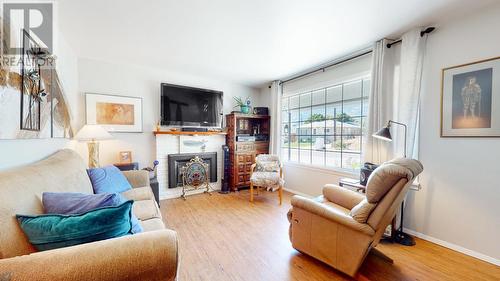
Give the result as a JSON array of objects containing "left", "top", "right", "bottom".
[
  {"left": 441, "top": 56, "right": 500, "bottom": 137},
  {"left": 85, "top": 93, "right": 143, "bottom": 133},
  {"left": 119, "top": 151, "right": 132, "bottom": 164}
]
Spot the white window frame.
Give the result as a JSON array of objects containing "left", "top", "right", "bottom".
[{"left": 280, "top": 76, "right": 370, "bottom": 174}]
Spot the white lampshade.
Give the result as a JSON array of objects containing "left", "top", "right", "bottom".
[{"left": 74, "top": 124, "right": 113, "bottom": 141}]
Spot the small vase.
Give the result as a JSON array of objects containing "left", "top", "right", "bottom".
[{"left": 240, "top": 105, "right": 250, "bottom": 114}]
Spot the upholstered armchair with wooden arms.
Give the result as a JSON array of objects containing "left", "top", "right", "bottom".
[
  {"left": 287, "top": 158, "right": 423, "bottom": 277},
  {"left": 249, "top": 155, "right": 284, "bottom": 205}
]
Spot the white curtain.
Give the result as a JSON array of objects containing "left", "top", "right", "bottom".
[
  {"left": 363, "top": 39, "right": 396, "bottom": 164},
  {"left": 396, "top": 28, "right": 427, "bottom": 159},
  {"left": 269, "top": 80, "right": 282, "bottom": 155},
  {"left": 364, "top": 28, "right": 427, "bottom": 163}
]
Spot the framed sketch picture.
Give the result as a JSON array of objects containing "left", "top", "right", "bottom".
[
  {"left": 86, "top": 93, "right": 143, "bottom": 132},
  {"left": 119, "top": 151, "right": 132, "bottom": 163},
  {"left": 441, "top": 56, "right": 500, "bottom": 137}
]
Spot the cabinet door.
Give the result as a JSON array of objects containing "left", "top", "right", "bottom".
[
  {"left": 245, "top": 154, "right": 254, "bottom": 163},
  {"left": 238, "top": 163, "right": 245, "bottom": 173}
]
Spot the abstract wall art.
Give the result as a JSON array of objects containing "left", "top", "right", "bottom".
[
  {"left": 0, "top": 29, "right": 73, "bottom": 139},
  {"left": 85, "top": 93, "right": 142, "bottom": 132}
]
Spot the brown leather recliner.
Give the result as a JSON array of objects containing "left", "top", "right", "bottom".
[{"left": 287, "top": 158, "right": 423, "bottom": 277}]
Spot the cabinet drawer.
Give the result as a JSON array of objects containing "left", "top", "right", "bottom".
[
  {"left": 237, "top": 154, "right": 247, "bottom": 162},
  {"left": 236, "top": 143, "right": 255, "bottom": 152}
]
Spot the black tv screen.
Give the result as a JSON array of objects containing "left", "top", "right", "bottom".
[{"left": 160, "top": 83, "right": 223, "bottom": 127}]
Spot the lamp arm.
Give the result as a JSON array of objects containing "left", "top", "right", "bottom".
[{"left": 388, "top": 120, "right": 407, "bottom": 158}]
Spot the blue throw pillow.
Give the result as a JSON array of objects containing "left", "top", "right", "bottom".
[
  {"left": 42, "top": 192, "right": 143, "bottom": 234},
  {"left": 87, "top": 165, "right": 132, "bottom": 194},
  {"left": 17, "top": 201, "right": 134, "bottom": 251}
]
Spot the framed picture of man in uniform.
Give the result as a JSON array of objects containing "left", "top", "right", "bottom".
[{"left": 441, "top": 56, "right": 500, "bottom": 137}]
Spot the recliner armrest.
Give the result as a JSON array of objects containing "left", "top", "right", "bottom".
[
  {"left": 323, "top": 184, "right": 364, "bottom": 210},
  {"left": 0, "top": 229, "right": 178, "bottom": 281},
  {"left": 291, "top": 195, "right": 374, "bottom": 236}
]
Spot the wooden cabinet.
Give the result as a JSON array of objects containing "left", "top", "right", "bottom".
[{"left": 226, "top": 113, "right": 270, "bottom": 191}]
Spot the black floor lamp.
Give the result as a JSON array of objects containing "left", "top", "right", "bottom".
[{"left": 372, "top": 120, "right": 416, "bottom": 246}]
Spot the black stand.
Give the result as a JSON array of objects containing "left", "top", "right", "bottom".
[{"left": 394, "top": 201, "right": 415, "bottom": 246}]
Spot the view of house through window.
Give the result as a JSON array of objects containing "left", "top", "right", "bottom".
[{"left": 281, "top": 77, "right": 370, "bottom": 171}]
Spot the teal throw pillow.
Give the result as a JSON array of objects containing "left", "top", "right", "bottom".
[{"left": 17, "top": 200, "right": 134, "bottom": 251}]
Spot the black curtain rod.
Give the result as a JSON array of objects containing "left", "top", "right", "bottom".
[
  {"left": 279, "top": 50, "right": 373, "bottom": 85},
  {"left": 276, "top": 26, "right": 436, "bottom": 87},
  {"left": 387, "top": 27, "right": 435, "bottom": 48}
]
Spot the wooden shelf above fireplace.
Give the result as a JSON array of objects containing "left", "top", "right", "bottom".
[{"left": 153, "top": 130, "right": 227, "bottom": 136}]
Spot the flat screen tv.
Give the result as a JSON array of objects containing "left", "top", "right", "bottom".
[{"left": 160, "top": 83, "right": 223, "bottom": 127}]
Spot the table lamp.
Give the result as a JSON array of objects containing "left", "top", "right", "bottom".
[
  {"left": 372, "top": 120, "right": 415, "bottom": 246},
  {"left": 75, "top": 124, "right": 113, "bottom": 168}
]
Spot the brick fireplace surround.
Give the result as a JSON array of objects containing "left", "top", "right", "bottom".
[{"left": 155, "top": 134, "right": 225, "bottom": 199}]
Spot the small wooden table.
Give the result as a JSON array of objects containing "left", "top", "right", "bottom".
[{"left": 339, "top": 178, "right": 366, "bottom": 193}]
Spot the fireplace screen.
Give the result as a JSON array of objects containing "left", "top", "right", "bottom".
[{"left": 167, "top": 152, "right": 217, "bottom": 188}]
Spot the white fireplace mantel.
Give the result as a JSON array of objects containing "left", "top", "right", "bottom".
[{"left": 155, "top": 133, "right": 226, "bottom": 199}]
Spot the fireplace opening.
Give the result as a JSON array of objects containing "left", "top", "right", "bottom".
[{"left": 167, "top": 152, "right": 217, "bottom": 188}]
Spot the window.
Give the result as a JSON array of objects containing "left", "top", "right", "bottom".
[{"left": 281, "top": 78, "right": 370, "bottom": 172}]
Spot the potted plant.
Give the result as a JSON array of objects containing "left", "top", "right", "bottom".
[{"left": 233, "top": 96, "right": 251, "bottom": 114}]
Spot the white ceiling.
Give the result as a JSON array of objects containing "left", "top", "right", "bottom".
[{"left": 57, "top": 0, "right": 497, "bottom": 87}]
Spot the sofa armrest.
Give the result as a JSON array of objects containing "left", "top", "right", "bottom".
[
  {"left": 123, "top": 170, "right": 150, "bottom": 188},
  {"left": 291, "top": 195, "right": 374, "bottom": 236},
  {"left": 323, "top": 184, "right": 364, "bottom": 210},
  {"left": 0, "top": 229, "right": 178, "bottom": 281}
]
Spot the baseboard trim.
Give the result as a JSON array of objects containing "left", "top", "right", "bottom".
[
  {"left": 403, "top": 228, "right": 500, "bottom": 266},
  {"left": 283, "top": 187, "right": 314, "bottom": 198}
]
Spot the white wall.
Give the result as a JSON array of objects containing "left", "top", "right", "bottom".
[
  {"left": 75, "top": 58, "right": 261, "bottom": 169},
  {"left": 404, "top": 3, "right": 500, "bottom": 263}
]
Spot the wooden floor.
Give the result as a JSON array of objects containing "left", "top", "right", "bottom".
[{"left": 160, "top": 190, "right": 500, "bottom": 281}]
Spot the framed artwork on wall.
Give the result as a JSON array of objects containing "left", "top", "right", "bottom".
[
  {"left": 85, "top": 93, "right": 143, "bottom": 133},
  {"left": 441, "top": 56, "right": 500, "bottom": 137},
  {"left": 0, "top": 30, "right": 73, "bottom": 140},
  {"left": 119, "top": 151, "right": 132, "bottom": 163}
]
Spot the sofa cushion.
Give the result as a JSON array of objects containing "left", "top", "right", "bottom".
[
  {"left": 42, "top": 192, "right": 121, "bottom": 214},
  {"left": 349, "top": 198, "right": 377, "bottom": 223},
  {"left": 42, "top": 192, "right": 143, "bottom": 234},
  {"left": 121, "top": 186, "right": 154, "bottom": 201},
  {"left": 133, "top": 200, "right": 161, "bottom": 221},
  {"left": 140, "top": 218, "right": 165, "bottom": 232},
  {"left": 250, "top": 172, "right": 284, "bottom": 187},
  {"left": 0, "top": 149, "right": 94, "bottom": 258},
  {"left": 16, "top": 201, "right": 134, "bottom": 251},
  {"left": 87, "top": 165, "right": 132, "bottom": 194}
]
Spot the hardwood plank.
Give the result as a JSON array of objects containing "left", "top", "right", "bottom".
[{"left": 160, "top": 191, "right": 500, "bottom": 281}]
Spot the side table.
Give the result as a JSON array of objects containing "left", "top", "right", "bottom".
[
  {"left": 114, "top": 162, "right": 139, "bottom": 171},
  {"left": 339, "top": 178, "right": 366, "bottom": 193}
]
